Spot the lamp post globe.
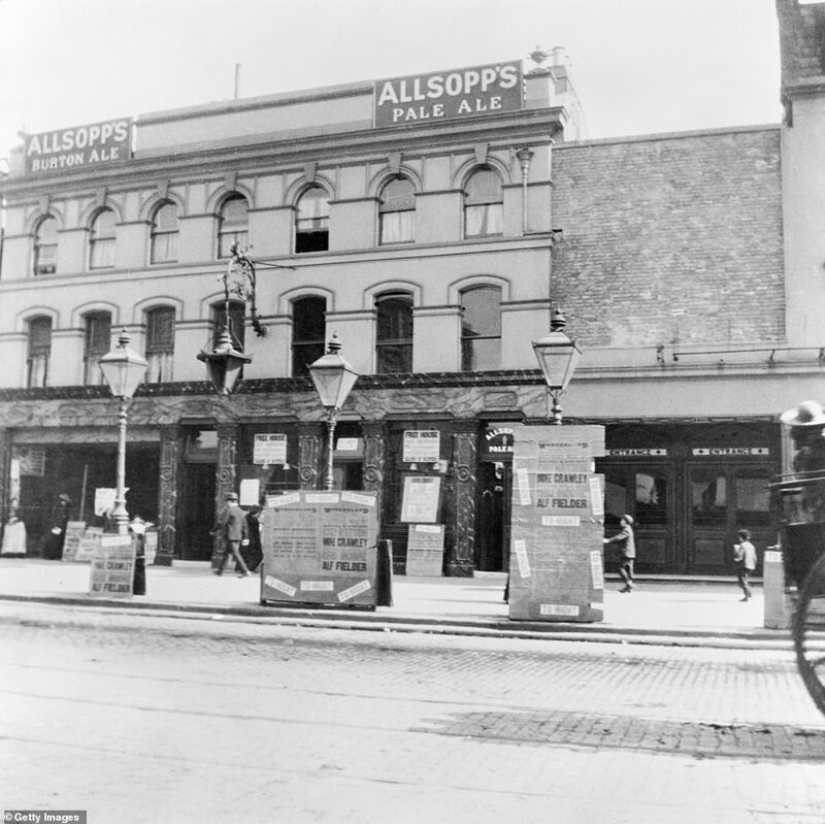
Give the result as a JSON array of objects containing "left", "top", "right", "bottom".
[{"left": 532, "top": 309, "right": 582, "bottom": 425}]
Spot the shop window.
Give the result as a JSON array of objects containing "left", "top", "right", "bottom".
[
  {"left": 464, "top": 167, "right": 503, "bottom": 238},
  {"left": 150, "top": 201, "right": 179, "bottom": 264},
  {"left": 145, "top": 306, "right": 176, "bottom": 383},
  {"left": 218, "top": 195, "right": 249, "bottom": 258},
  {"left": 376, "top": 292, "right": 413, "bottom": 374},
  {"left": 735, "top": 471, "right": 771, "bottom": 527},
  {"left": 292, "top": 296, "right": 327, "bottom": 377},
  {"left": 691, "top": 469, "right": 727, "bottom": 525},
  {"left": 635, "top": 470, "right": 669, "bottom": 526},
  {"left": 27, "top": 316, "right": 52, "bottom": 388},
  {"left": 83, "top": 311, "right": 112, "bottom": 385},
  {"left": 295, "top": 186, "right": 329, "bottom": 253},
  {"left": 461, "top": 285, "right": 501, "bottom": 370},
  {"left": 379, "top": 177, "right": 415, "bottom": 244},
  {"left": 89, "top": 209, "right": 116, "bottom": 269},
  {"left": 33, "top": 216, "right": 58, "bottom": 276},
  {"left": 185, "top": 429, "right": 218, "bottom": 462}
]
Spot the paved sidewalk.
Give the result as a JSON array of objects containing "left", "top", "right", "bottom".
[{"left": 0, "top": 557, "right": 785, "bottom": 648}]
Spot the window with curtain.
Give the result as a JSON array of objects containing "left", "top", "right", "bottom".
[
  {"left": 145, "top": 306, "right": 176, "bottom": 383},
  {"left": 89, "top": 209, "right": 116, "bottom": 269},
  {"left": 461, "top": 285, "right": 502, "bottom": 370},
  {"left": 83, "top": 312, "right": 112, "bottom": 385},
  {"left": 34, "top": 216, "right": 58, "bottom": 276},
  {"left": 376, "top": 292, "right": 413, "bottom": 374},
  {"left": 27, "top": 316, "right": 52, "bottom": 387},
  {"left": 218, "top": 195, "right": 249, "bottom": 258},
  {"left": 379, "top": 177, "right": 415, "bottom": 244},
  {"left": 464, "top": 168, "right": 503, "bottom": 238},
  {"left": 150, "top": 201, "right": 179, "bottom": 264},
  {"left": 292, "top": 296, "right": 327, "bottom": 377},
  {"left": 295, "top": 187, "right": 330, "bottom": 253}
]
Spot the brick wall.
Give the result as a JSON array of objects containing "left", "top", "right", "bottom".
[{"left": 551, "top": 128, "right": 784, "bottom": 348}]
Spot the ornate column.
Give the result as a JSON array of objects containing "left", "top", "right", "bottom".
[
  {"left": 212, "top": 423, "right": 240, "bottom": 566},
  {"left": 298, "top": 422, "right": 323, "bottom": 490},
  {"left": 362, "top": 421, "right": 386, "bottom": 512},
  {"left": 156, "top": 425, "right": 182, "bottom": 566},
  {"left": 446, "top": 423, "right": 477, "bottom": 577}
]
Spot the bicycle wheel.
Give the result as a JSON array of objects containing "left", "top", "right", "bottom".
[{"left": 794, "top": 552, "right": 825, "bottom": 718}]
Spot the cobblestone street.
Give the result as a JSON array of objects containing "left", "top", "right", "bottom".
[{"left": 1, "top": 602, "right": 824, "bottom": 824}]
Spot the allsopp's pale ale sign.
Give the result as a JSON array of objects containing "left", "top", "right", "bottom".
[
  {"left": 25, "top": 118, "right": 133, "bottom": 175},
  {"left": 374, "top": 61, "right": 523, "bottom": 127}
]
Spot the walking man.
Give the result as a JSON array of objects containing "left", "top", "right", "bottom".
[
  {"left": 733, "top": 529, "right": 757, "bottom": 601},
  {"left": 604, "top": 514, "right": 636, "bottom": 593},
  {"left": 213, "top": 491, "right": 252, "bottom": 577}
]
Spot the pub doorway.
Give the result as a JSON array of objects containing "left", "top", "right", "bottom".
[
  {"left": 476, "top": 461, "right": 511, "bottom": 571},
  {"left": 179, "top": 428, "right": 218, "bottom": 561}
]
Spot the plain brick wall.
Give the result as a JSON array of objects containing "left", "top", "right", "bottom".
[{"left": 551, "top": 128, "right": 784, "bottom": 348}]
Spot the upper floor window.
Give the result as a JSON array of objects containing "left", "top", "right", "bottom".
[
  {"left": 145, "top": 306, "right": 176, "bottom": 383},
  {"left": 33, "top": 216, "right": 58, "bottom": 276},
  {"left": 89, "top": 209, "right": 116, "bottom": 269},
  {"left": 218, "top": 195, "right": 248, "bottom": 258},
  {"left": 295, "top": 186, "right": 329, "bottom": 254},
  {"left": 150, "top": 201, "right": 179, "bottom": 264},
  {"left": 379, "top": 177, "right": 415, "bottom": 245},
  {"left": 461, "top": 285, "right": 502, "bottom": 371},
  {"left": 27, "top": 316, "right": 52, "bottom": 388},
  {"left": 292, "top": 296, "right": 327, "bottom": 378},
  {"left": 376, "top": 292, "right": 413, "bottom": 374},
  {"left": 464, "top": 168, "right": 503, "bottom": 238},
  {"left": 83, "top": 311, "right": 112, "bottom": 385}
]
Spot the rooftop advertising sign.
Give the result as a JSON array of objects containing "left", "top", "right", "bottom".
[
  {"left": 374, "top": 60, "right": 523, "bottom": 127},
  {"left": 25, "top": 117, "right": 133, "bottom": 175}
]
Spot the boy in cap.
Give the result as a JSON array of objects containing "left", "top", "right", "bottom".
[
  {"left": 604, "top": 514, "right": 636, "bottom": 592},
  {"left": 213, "top": 491, "right": 252, "bottom": 577}
]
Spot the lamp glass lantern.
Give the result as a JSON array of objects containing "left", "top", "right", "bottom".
[
  {"left": 197, "top": 328, "right": 252, "bottom": 395},
  {"left": 532, "top": 309, "right": 582, "bottom": 425},
  {"left": 98, "top": 329, "right": 149, "bottom": 534},
  {"left": 308, "top": 334, "right": 359, "bottom": 490}
]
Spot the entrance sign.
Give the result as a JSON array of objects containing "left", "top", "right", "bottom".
[
  {"left": 89, "top": 534, "right": 136, "bottom": 598},
  {"left": 374, "top": 61, "right": 523, "bottom": 127},
  {"left": 405, "top": 524, "right": 444, "bottom": 576},
  {"left": 400, "top": 476, "right": 441, "bottom": 523},
  {"left": 508, "top": 424, "right": 606, "bottom": 623},
  {"left": 260, "top": 490, "right": 379, "bottom": 607},
  {"left": 403, "top": 430, "right": 440, "bottom": 463}
]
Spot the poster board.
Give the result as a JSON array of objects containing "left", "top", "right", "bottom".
[
  {"left": 144, "top": 530, "right": 158, "bottom": 565},
  {"left": 1, "top": 520, "right": 27, "bottom": 556},
  {"left": 76, "top": 527, "right": 104, "bottom": 562},
  {"left": 400, "top": 476, "right": 441, "bottom": 523},
  {"left": 260, "top": 490, "right": 379, "bottom": 608},
  {"left": 60, "top": 521, "right": 87, "bottom": 561},
  {"left": 89, "top": 534, "right": 136, "bottom": 598},
  {"left": 403, "top": 430, "right": 440, "bottom": 463},
  {"left": 253, "top": 433, "right": 287, "bottom": 465},
  {"left": 508, "top": 424, "right": 606, "bottom": 623},
  {"left": 405, "top": 524, "right": 444, "bottom": 576}
]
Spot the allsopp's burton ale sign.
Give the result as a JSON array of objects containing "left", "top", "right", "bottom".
[
  {"left": 374, "top": 61, "right": 523, "bottom": 127},
  {"left": 25, "top": 118, "right": 133, "bottom": 175}
]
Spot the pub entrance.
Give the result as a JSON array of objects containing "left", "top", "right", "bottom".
[
  {"left": 476, "top": 424, "right": 515, "bottom": 572},
  {"left": 179, "top": 428, "right": 217, "bottom": 561}
]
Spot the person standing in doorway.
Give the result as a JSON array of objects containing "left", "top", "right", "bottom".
[
  {"left": 733, "top": 529, "right": 757, "bottom": 601},
  {"left": 213, "top": 492, "right": 251, "bottom": 577},
  {"left": 42, "top": 493, "right": 72, "bottom": 560},
  {"left": 604, "top": 514, "right": 636, "bottom": 593}
]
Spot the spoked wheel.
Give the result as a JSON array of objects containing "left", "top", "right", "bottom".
[{"left": 794, "top": 552, "right": 825, "bottom": 718}]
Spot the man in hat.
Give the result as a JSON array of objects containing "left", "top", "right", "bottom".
[
  {"left": 604, "top": 514, "right": 636, "bottom": 593},
  {"left": 42, "top": 493, "right": 72, "bottom": 560},
  {"left": 212, "top": 491, "right": 252, "bottom": 577}
]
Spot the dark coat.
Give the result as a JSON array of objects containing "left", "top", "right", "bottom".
[
  {"left": 605, "top": 524, "right": 636, "bottom": 559},
  {"left": 216, "top": 503, "right": 248, "bottom": 542}
]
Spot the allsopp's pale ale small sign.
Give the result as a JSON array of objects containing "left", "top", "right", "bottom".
[
  {"left": 25, "top": 118, "right": 133, "bottom": 175},
  {"left": 374, "top": 61, "right": 523, "bottom": 127}
]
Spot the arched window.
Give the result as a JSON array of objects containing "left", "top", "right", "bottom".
[
  {"left": 27, "top": 316, "right": 52, "bottom": 387},
  {"left": 295, "top": 186, "right": 329, "bottom": 253},
  {"left": 218, "top": 195, "right": 248, "bottom": 258},
  {"left": 379, "top": 177, "right": 415, "bottom": 244},
  {"left": 376, "top": 292, "right": 413, "bottom": 374},
  {"left": 145, "top": 306, "right": 176, "bottom": 383},
  {"left": 464, "top": 168, "right": 503, "bottom": 238},
  {"left": 292, "top": 296, "right": 327, "bottom": 377},
  {"left": 150, "top": 201, "right": 179, "bottom": 264},
  {"left": 33, "top": 216, "right": 58, "bottom": 276},
  {"left": 461, "top": 285, "right": 502, "bottom": 370},
  {"left": 89, "top": 209, "right": 116, "bottom": 269},
  {"left": 83, "top": 311, "right": 112, "bottom": 385}
]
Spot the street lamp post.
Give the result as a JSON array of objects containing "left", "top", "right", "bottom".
[
  {"left": 99, "top": 329, "right": 149, "bottom": 534},
  {"left": 532, "top": 309, "right": 582, "bottom": 425},
  {"left": 308, "top": 334, "right": 359, "bottom": 491}
]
